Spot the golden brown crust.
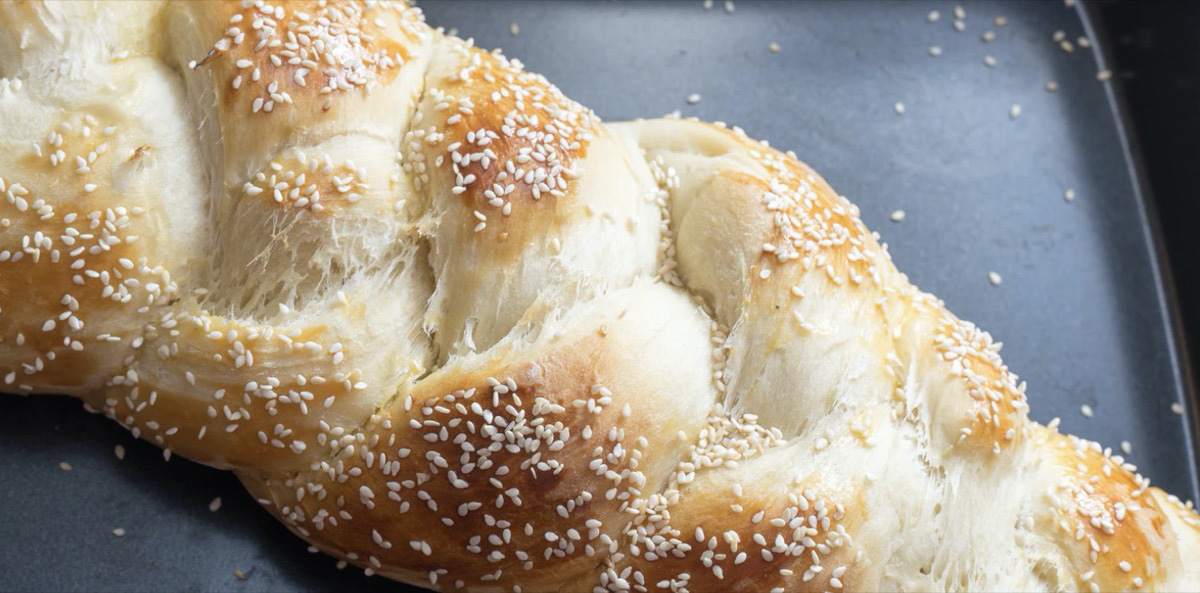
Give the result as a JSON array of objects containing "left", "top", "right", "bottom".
[
  {"left": 2, "top": 2, "right": 1198, "bottom": 592},
  {"left": 1034, "top": 424, "right": 1180, "bottom": 592}
]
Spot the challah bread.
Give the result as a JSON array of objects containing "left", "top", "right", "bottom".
[{"left": 1, "top": 1, "right": 1197, "bottom": 592}]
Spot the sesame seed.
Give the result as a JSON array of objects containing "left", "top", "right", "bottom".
[
  {"left": 59, "top": 461, "right": 72, "bottom": 471},
  {"left": 988, "top": 271, "right": 1002, "bottom": 285},
  {"left": 894, "top": 102, "right": 906, "bottom": 115},
  {"left": 234, "top": 569, "right": 247, "bottom": 580},
  {"left": 1081, "top": 404, "right": 1094, "bottom": 418},
  {"left": 114, "top": 445, "right": 125, "bottom": 460},
  {"left": 1009, "top": 104, "right": 1021, "bottom": 119},
  {"left": 1096, "top": 70, "right": 1113, "bottom": 82},
  {"left": 1064, "top": 188, "right": 1076, "bottom": 202},
  {"left": 928, "top": 46, "right": 943, "bottom": 57},
  {"left": 686, "top": 93, "right": 702, "bottom": 105},
  {"left": 724, "top": 0, "right": 734, "bottom": 14},
  {"left": 1046, "top": 81, "right": 1059, "bottom": 92},
  {"left": 510, "top": 22, "right": 519, "bottom": 36},
  {"left": 209, "top": 497, "right": 223, "bottom": 512},
  {"left": 953, "top": 19, "right": 966, "bottom": 32},
  {"left": 984, "top": 55, "right": 998, "bottom": 68},
  {"left": 1171, "top": 402, "right": 1184, "bottom": 415},
  {"left": 982, "top": 30, "right": 996, "bottom": 42},
  {"left": 768, "top": 42, "right": 781, "bottom": 53},
  {"left": 994, "top": 16, "right": 1008, "bottom": 26},
  {"left": 1120, "top": 440, "right": 1132, "bottom": 455},
  {"left": 112, "top": 528, "right": 125, "bottom": 537},
  {"left": 1119, "top": 561, "right": 1132, "bottom": 573},
  {"left": 890, "top": 209, "right": 906, "bottom": 222},
  {"left": 927, "top": 10, "right": 940, "bottom": 23}
]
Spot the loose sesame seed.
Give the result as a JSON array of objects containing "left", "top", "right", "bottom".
[
  {"left": 894, "top": 102, "right": 906, "bottom": 115},
  {"left": 1009, "top": 104, "right": 1021, "bottom": 119},
  {"left": 1081, "top": 404, "right": 1094, "bottom": 418},
  {"left": 1120, "top": 440, "right": 1132, "bottom": 455},
  {"left": 686, "top": 93, "right": 702, "bottom": 105},
  {"left": 112, "top": 528, "right": 125, "bottom": 537},
  {"left": 890, "top": 209, "right": 906, "bottom": 222},
  {"left": 1171, "top": 402, "right": 1184, "bottom": 415},
  {"left": 928, "top": 46, "right": 943, "bottom": 57},
  {"left": 59, "top": 461, "right": 72, "bottom": 471},
  {"left": 1064, "top": 188, "right": 1076, "bottom": 202},
  {"left": 988, "top": 271, "right": 1002, "bottom": 285},
  {"left": 768, "top": 42, "right": 781, "bottom": 53},
  {"left": 927, "top": 10, "right": 940, "bottom": 23},
  {"left": 1096, "top": 70, "right": 1113, "bottom": 82},
  {"left": 984, "top": 55, "right": 998, "bottom": 68},
  {"left": 209, "top": 497, "right": 223, "bottom": 512},
  {"left": 1046, "top": 81, "right": 1059, "bottom": 92}
]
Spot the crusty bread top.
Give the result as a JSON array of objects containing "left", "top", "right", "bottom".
[{"left": 1, "top": 2, "right": 1197, "bottom": 592}]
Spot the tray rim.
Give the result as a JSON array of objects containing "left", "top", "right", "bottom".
[{"left": 1081, "top": 1, "right": 1200, "bottom": 501}]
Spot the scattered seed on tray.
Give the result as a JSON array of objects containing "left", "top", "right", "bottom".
[
  {"left": 686, "top": 93, "right": 701, "bottom": 105},
  {"left": 928, "top": 45, "right": 943, "bottom": 57},
  {"left": 1081, "top": 404, "right": 1094, "bottom": 418},
  {"left": 336, "top": 560, "right": 348, "bottom": 570},
  {"left": 1060, "top": 40, "right": 1075, "bottom": 53},
  {"left": 209, "top": 497, "right": 223, "bottom": 512},
  {"left": 988, "top": 271, "right": 1003, "bottom": 286},
  {"left": 768, "top": 41, "right": 781, "bottom": 53},
  {"left": 927, "top": 9, "right": 940, "bottom": 23},
  {"left": 724, "top": 0, "right": 734, "bottom": 14},
  {"left": 1120, "top": 440, "right": 1133, "bottom": 455},
  {"left": 994, "top": 16, "right": 1008, "bottom": 27},
  {"left": 1064, "top": 188, "right": 1076, "bottom": 202},
  {"left": 509, "top": 22, "right": 519, "bottom": 36},
  {"left": 890, "top": 209, "right": 906, "bottom": 222},
  {"left": 308, "top": 546, "right": 319, "bottom": 554},
  {"left": 162, "top": 448, "right": 172, "bottom": 462},
  {"left": 1009, "top": 104, "right": 1022, "bottom": 120},
  {"left": 1077, "top": 36, "right": 1091, "bottom": 48},
  {"left": 114, "top": 444, "right": 125, "bottom": 460},
  {"left": 1045, "top": 81, "right": 1059, "bottom": 92},
  {"left": 234, "top": 569, "right": 247, "bottom": 580},
  {"left": 983, "top": 55, "right": 997, "bottom": 67},
  {"left": 953, "top": 5, "right": 965, "bottom": 19},
  {"left": 1096, "top": 69, "right": 1113, "bottom": 82},
  {"left": 953, "top": 19, "right": 966, "bottom": 32},
  {"left": 894, "top": 101, "right": 906, "bottom": 115},
  {"left": 112, "top": 528, "right": 126, "bottom": 537},
  {"left": 59, "top": 461, "right": 72, "bottom": 471},
  {"left": 981, "top": 30, "right": 996, "bottom": 43},
  {"left": 1172, "top": 402, "right": 1185, "bottom": 415},
  {"left": 1053, "top": 30, "right": 1066, "bottom": 42}
]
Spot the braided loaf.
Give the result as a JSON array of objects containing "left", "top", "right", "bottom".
[{"left": 1, "top": 1, "right": 1197, "bottom": 591}]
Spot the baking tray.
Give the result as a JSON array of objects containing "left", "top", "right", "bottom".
[{"left": 2, "top": 1, "right": 1195, "bottom": 591}]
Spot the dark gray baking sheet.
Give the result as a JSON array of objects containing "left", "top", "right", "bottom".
[{"left": 2, "top": 1, "right": 1195, "bottom": 591}]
